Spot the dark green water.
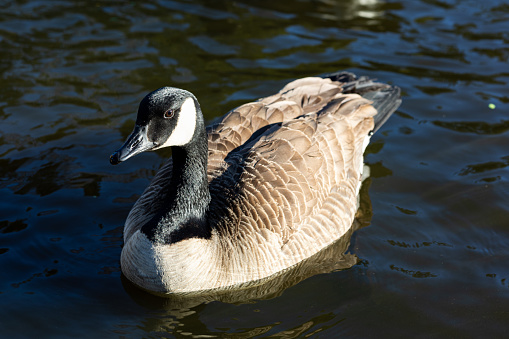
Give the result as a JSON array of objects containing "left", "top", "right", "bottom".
[{"left": 1, "top": 0, "right": 509, "bottom": 337}]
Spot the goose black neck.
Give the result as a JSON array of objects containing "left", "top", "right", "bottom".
[{"left": 141, "top": 114, "right": 211, "bottom": 244}]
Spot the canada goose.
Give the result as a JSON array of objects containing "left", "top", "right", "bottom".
[{"left": 110, "top": 71, "right": 401, "bottom": 295}]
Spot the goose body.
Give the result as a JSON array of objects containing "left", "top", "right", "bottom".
[{"left": 110, "top": 72, "right": 401, "bottom": 294}]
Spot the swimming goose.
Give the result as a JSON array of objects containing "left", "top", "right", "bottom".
[{"left": 110, "top": 72, "right": 401, "bottom": 295}]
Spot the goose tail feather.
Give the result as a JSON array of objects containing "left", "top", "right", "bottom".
[{"left": 323, "top": 71, "right": 401, "bottom": 133}]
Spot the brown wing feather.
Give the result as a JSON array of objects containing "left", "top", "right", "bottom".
[{"left": 203, "top": 78, "right": 378, "bottom": 266}]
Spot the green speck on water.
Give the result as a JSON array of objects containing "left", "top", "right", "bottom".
[{"left": 489, "top": 103, "right": 496, "bottom": 109}]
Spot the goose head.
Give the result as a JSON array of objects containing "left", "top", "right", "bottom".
[{"left": 110, "top": 87, "right": 200, "bottom": 165}]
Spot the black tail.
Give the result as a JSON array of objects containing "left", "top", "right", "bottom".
[{"left": 323, "top": 71, "right": 401, "bottom": 133}]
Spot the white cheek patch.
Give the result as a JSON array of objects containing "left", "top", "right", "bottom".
[{"left": 156, "top": 97, "right": 197, "bottom": 148}]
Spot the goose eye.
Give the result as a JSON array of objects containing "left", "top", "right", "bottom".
[{"left": 164, "top": 109, "right": 174, "bottom": 119}]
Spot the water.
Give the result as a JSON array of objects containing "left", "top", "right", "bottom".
[{"left": 1, "top": 0, "right": 508, "bottom": 337}]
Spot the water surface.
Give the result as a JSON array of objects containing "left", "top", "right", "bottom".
[{"left": 1, "top": 0, "right": 509, "bottom": 337}]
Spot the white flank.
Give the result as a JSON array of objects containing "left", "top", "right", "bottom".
[
  {"left": 157, "top": 97, "right": 197, "bottom": 148},
  {"left": 359, "top": 135, "right": 371, "bottom": 177},
  {"left": 356, "top": 135, "right": 372, "bottom": 196}
]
